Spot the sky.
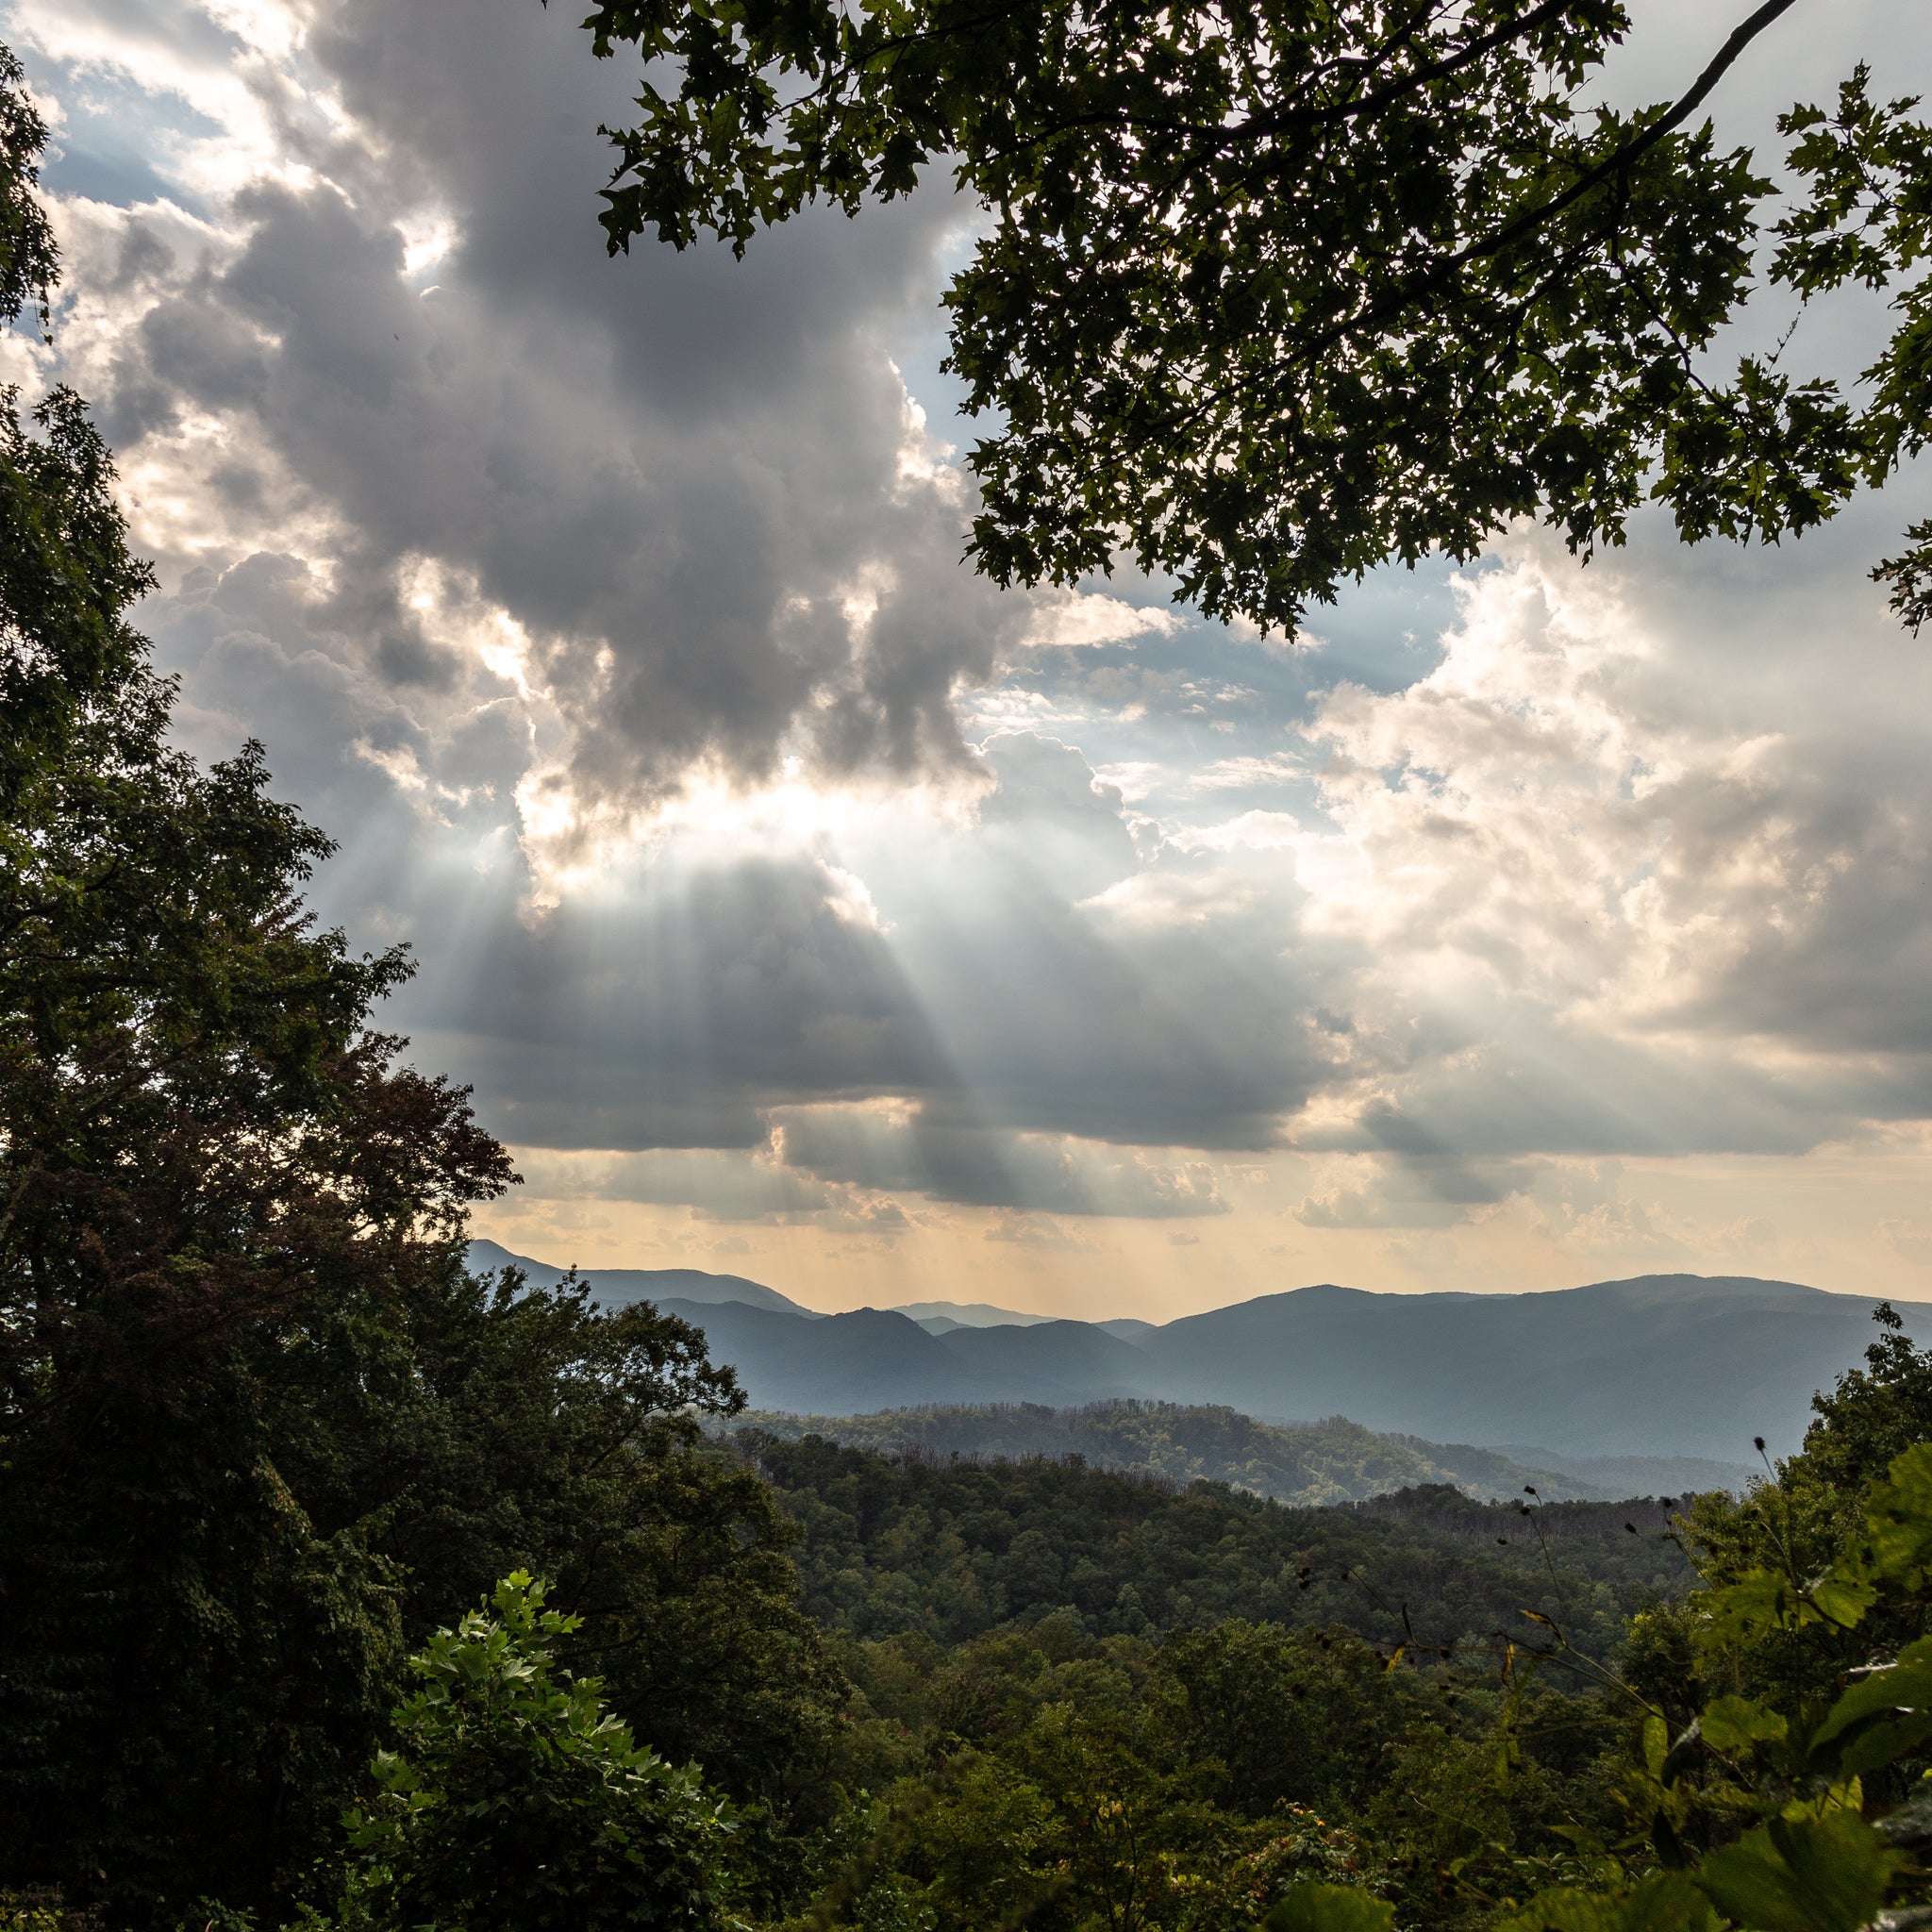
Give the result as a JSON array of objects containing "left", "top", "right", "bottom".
[{"left": 7, "top": 0, "right": 1932, "bottom": 1320}]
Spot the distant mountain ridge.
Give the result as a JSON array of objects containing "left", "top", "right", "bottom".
[
  {"left": 465, "top": 1239, "right": 824, "bottom": 1318},
  {"left": 1129, "top": 1274, "right": 1927, "bottom": 1459},
  {"left": 895, "top": 1300, "right": 1054, "bottom": 1332},
  {"left": 466, "top": 1242, "right": 1928, "bottom": 1461}
]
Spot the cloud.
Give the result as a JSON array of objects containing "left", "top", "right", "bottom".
[
  {"left": 508, "top": 1143, "right": 918, "bottom": 1233},
  {"left": 513, "top": 1145, "right": 837, "bottom": 1221},
  {"left": 33, "top": 0, "right": 1053, "bottom": 849},
  {"left": 12, "top": 2, "right": 1349, "bottom": 1191},
  {"left": 773, "top": 1100, "right": 1231, "bottom": 1218},
  {"left": 1881, "top": 1219, "right": 1932, "bottom": 1268},
  {"left": 1189, "top": 753, "right": 1306, "bottom": 791},
  {"left": 1378, "top": 1232, "right": 1459, "bottom": 1275},
  {"left": 1021, "top": 591, "right": 1183, "bottom": 650},
  {"left": 1285, "top": 525, "right": 1932, "bottom": 1160},
  {"left": 985, "top": 1213, "right": 1090, "bottom": 1250},
  {"left": 17, "top": 0, "right": 1932, "bottom": 1277},
  {"left": 408, "top": 850, "right": 946, "bottom": 1152},
  {"left": 1293, "top": 1139, "right": 1528, "bottom": 1229}
]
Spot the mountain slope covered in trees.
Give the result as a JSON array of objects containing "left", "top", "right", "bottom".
[
  {"left": 731, "top": 1402, "right": 1749, "bottom": 1506},
  {"left": 739, "top": 1432, "right": 1696, "bottom": 1664}
]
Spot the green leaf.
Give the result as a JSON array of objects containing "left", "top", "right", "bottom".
[
  {"left": 1644, "top": 1714, "right": 1670, "bottom": 1780},
  {"left": 1806, "top": 1569, "right": 1878, "bottom": 1632},
  {"left": 1263, "top": 1882, "right": 1397, "bottom": 1932},
  {"left": 1702, "top": 1695, "right": 1790, "bottom": 1755},
  {"left": 1866, "top": 1443, "right": 1932, "bottom": 1587},
  {"left": 1501, "top": 1874, "right": 1717, "bottom": 1932},
  {"left": 1702, "top": 1568, "right": 1804, "bottom": 1641},
  {"left": 1498, "top": 1890, "right": 1627, "bottom": 1932},
  {"left": 1623, "top": 1873, "right": 1725, "bottom": 1932},
  {"left": 1811, "top": 1635, "right": 1932, "bottom": 1777},
  {"left": 1695, "top": 1808, "right": 1903, "bottom": 1932}
]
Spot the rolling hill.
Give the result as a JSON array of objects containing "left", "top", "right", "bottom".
[
  {"left": 895, "top": 1300, "right": 1055, "bottom": 1331},
  {"left": 724, "top": 1401, "right": 1714, "bottom": 1505},
  {"left": 655, "top": 1275, "right": 1930, "bottom": 1459},
  {"left": 651, "top": 1300, "right": 1160, "bottom": 1413},
  {"left": 1132, "top": 1275, "right": 1930, "bottom": 1459}
]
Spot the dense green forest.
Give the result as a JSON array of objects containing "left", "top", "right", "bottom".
[
  {"left": 8, "top": 34, "right": 1932, "bottom": 1932},
  {"left": 739, "top": 1433, "right": 1693, "bottom": 1660}
]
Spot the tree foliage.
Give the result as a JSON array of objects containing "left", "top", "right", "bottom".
[
  {"left": 0, "top": 303, "right": 475, "bottom": 1920},
  {"left": 808, "top": 1615, "right": 1397, "bottom": 1932},
  {"left": 0, "top": 42, "right": 54, "bottom": 330},
  {"left": 732, "top": 1400, "right": 1612, "bottom": 1507},
  {"left": 340, "top": 1573, "right": 738, "bottom": 1932},
  {"left": 579, "top": 0, "right": 1932, "bottom": 631},
  {"left": 742, "top": 1314, "right": 1932, "bottom": 1932}
]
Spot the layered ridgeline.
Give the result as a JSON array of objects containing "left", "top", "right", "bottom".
[
  {"left": 730, "top": 1402, "right": 1744, "bottom": 1505},
  {"left": 471, "top": 1242, "right": 1927, "bottom": 1463}
]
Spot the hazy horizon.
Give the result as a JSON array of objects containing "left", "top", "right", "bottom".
[{"left": 468, "top": 1236, "right": 1928, "bottom": 1325}]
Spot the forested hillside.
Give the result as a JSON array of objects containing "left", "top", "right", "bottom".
[
  {"left": 732, "top": 1401, "right": 1747, "bottom": 1504},
  {"left": 741, "top": 1432, "right": 1694, "bottom": 1662},
  {"left": 744, "top": 1314, "right": 1932, "bottom": 1932}
]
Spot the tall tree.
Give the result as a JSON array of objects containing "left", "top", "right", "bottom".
[
  {"left": 0, "top": 43, "right": 55, "bottom": 329},
  {"left": 0, "top": 46, "right": 840, "bottom": 1922},
  {"left": 0, "top": 330, "right": 504, "bottom": 1932},
  {"left": 577, "top": 0, "right": 1931, "bottom": 631}
]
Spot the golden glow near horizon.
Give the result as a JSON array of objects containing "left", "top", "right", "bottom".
[{"left": 472, "top": 1133, "right": 1932, "bottom": 1320}]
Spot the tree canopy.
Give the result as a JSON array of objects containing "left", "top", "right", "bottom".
[
  {"left": 746, "top": 1315, "right": 1932, "bottom": 1932},
  {"left": 579, "top": 0, "right": 1932, "bottom": 631}
]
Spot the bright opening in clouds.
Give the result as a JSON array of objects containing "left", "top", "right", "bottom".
[{"left": 10, "top": 0, "right": 1932, "bottom": 1315}]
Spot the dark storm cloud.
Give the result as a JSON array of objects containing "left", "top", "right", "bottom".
[
  {"left": 41, "top": 0, "right": 1359, "bottom": 1188},
  {"left": 773, "top": 1099, "right": 1231, "bottom": 1217},
  {"left": 846, "top": 733, "right": 1341, "bottom": 1149},
  {"left": 137, "top": 532, "right": 1340, "bottom": 1177},
  {"left": 393, "top": 731, "right": 1340, "bottom": 1163},
  {"left": 84, "top": 0, "right": 1034, "bottom": 818}
]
